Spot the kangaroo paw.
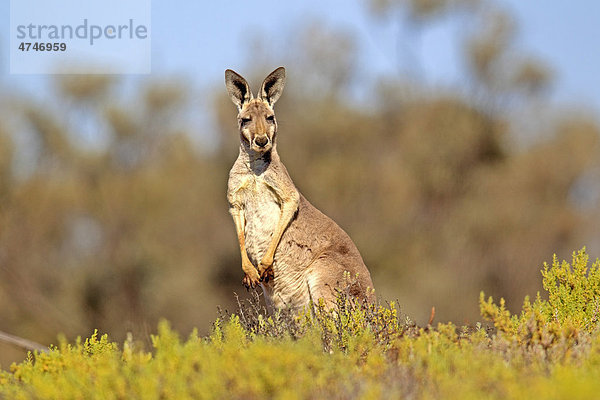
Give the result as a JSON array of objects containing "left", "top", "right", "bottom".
[
  {"left": 242, "top": 271, "right": 260, "bottom": 289},
  {"left": 259, "top": 266, "right": 274, "bottom": 283}
]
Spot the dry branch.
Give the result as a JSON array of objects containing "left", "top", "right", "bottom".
[{"left": 0, "top": 330, "right": 47, "bottom": 352}]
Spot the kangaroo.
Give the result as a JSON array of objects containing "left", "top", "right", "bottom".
[{"left": 225, "top": 67, "right": 375, "bottom": 310}]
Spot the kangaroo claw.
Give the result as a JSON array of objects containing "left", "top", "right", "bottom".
[{"left": 243, "top": 271, "right": 260, "bottom": 289}]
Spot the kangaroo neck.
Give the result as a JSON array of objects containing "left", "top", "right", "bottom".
[{"left": 239, "top": 143, "right": 278, "bottom": 175}]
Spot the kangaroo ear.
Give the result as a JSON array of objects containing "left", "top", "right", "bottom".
[
  {"left": 225, "top": 69, "right": 252, "bottom": 109},
  {"left": 259, "top": 67, "right": 286, "bottom": 106}
]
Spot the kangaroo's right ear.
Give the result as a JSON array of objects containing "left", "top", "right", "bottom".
[{"left": 225, "top": 69, "right": 252, "bottom": 109}]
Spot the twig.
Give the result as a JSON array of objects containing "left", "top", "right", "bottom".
[
  {"left": 0, "top": 330, "right": 47, "bottom": 352},
  {"left": 428, "top": 307, "right": 436, "bottom": 326}
]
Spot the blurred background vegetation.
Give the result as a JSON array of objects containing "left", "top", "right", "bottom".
[{"left": 1, "top": 0, "right": 599, "bottom": 365}]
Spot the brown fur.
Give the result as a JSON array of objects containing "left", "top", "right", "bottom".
[{"left": 225, "top": 67, "right": 375, "bottom": 310}]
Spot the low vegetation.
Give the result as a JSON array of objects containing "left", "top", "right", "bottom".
[{"left": 1, "top": 249, "right": 599, "bottom": 399}]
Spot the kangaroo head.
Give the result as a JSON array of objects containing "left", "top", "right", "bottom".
[{"left": 225, "top": 67, "right": 286, "bottom": 153}]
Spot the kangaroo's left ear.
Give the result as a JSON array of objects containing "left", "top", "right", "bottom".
[{"left": 259, "top": 67, "right": 286, "bottom": 106}]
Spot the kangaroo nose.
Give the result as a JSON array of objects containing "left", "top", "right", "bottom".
[{"left": 255, "top": 136, "right": 268, "bottom": 148}]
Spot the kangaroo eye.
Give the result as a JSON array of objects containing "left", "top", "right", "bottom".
[
  {"left": 241, "top": 117, "right": 251, "bottom": 126},
  {"left": 266, "top": 115, "right": 275, "bottom": 123}
]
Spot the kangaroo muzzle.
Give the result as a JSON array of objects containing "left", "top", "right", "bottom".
[
  {"left": 254, "top": 136, "right": 269, "bottom": 148},
  {"left": 252, "top": 135, "right": 271, "bottom": 152}
]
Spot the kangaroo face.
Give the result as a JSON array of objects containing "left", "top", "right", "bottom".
[
  {"left": 225, "top": 67, "right": 286, "bottom": 154},
  {"left": 238, "top": 99, "right": 276, "bottom": 153}
]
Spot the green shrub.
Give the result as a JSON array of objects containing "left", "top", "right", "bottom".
[
  {"left": 2, "top": 248, "right": 600, "bottom": 399},
  {"left": 480, "top": 248, "right": 600, "bottom": 349}
]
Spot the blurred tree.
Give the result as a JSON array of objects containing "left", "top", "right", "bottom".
[
  {"left": 366, "top": 0, "right": 481, "bottom": 75},
  {"left": 465, "top": 8, "right": 553, "bottom": 102}
]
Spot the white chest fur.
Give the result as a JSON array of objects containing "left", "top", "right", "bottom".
[{"left": 231, "top": 174, "right": 281, "bottom": 265}]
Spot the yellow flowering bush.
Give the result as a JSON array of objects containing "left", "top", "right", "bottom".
[{"left": 2, "top": 249, "right": 600, "bottom": 399}]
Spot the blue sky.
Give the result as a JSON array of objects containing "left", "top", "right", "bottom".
[{"left": 1, "top": 0, "right": 599, "bottom": 113}]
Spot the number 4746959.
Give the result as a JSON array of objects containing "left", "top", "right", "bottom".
[{"left": 18, "top": 42, "right": 67, "bottom": 51}]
